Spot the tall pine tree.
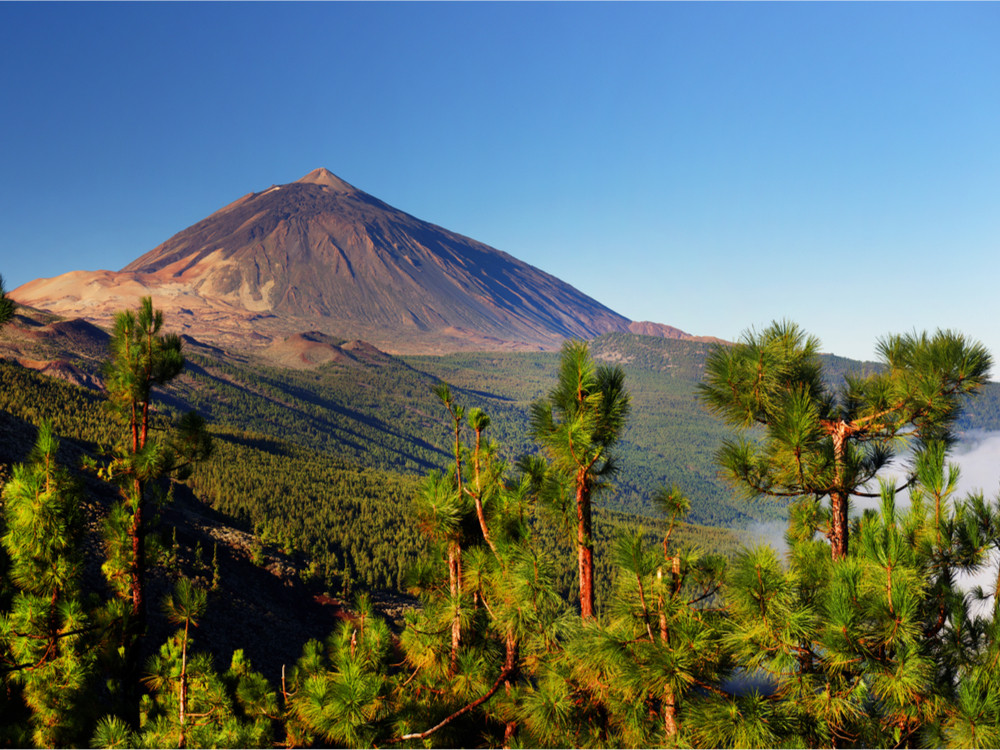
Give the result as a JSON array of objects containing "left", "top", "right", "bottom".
[
  {"left": 94, "top": 296, "right": 211, "bottom": 728},
  {"left": 530, "top": 340, "right": 630, "bottom": 620},
  {"left": 698, "top": 321, "right": 991, "bottom": 560}
]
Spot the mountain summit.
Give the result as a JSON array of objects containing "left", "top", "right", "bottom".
[
  {"left": 293, "top": 167, "right": 358, "bottom": 192},
  {"left": 14, "top": 169, "right": 693, "bottom": 354}
]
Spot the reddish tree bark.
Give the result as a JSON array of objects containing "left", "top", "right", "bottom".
[{"left": 576, "top": 471, "right": 595, "bottom": 621}]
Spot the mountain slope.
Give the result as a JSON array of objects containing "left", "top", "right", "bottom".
[{"left": 14, "top": 168, "right": 651, "bottom": 354}]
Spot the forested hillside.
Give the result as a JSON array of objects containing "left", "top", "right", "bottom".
[
  {"left": 0, "top": 346, "right": 740, "bottom": 596},
  {"left": 7, "top": 306, "right": 1000, "bottom": 538},
  {"left": 5, "top": 283, "right": 1000, "bottom": 747},
  {"left": 4, "top": 298, "right": 1000, "bottom": 747},
  {"left": 409, "top": 334, "right": 1000, "bottom": 524}
]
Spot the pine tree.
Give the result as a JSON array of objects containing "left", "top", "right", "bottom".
[
  {"left": 391, "top": 396, "right": 569, "bottom": 747},
  {"left": 0, "top": 422, "right": 95, "bottom": 747},
  {"left": 131, "top": 579, "right": 277, "bottom": 748},
  {"left": 101, "top": 296, "right": 184, "bottom": 623},
  {"left": 284, "top": 594, "right": 393, "bottom": 747},
  {"left": 704, "top": 442, "right": 1000, "bottom": 748},
  {"left": 163, "top": 578, "right": 208, "bottom": 749},
  {"left": 530, "top": 340, "right": 630, "bottom": 620},
  {"left": 411, "top": 467, "right": 468, "bottom": 677},
  {"left": 549, "top": 488, "right": 727, "bottom": 747},
  {"left": 431, "top": 382, "right": 468, "bottom": 673},
  {"left": 0, "top": 273, "right": 15, "bottom": 330},
  {"left": 698, "top": 321, "right": 991, "bottom": 560},
  {"left": 93, "top": 296, "right": 212, "bottom": 727}
]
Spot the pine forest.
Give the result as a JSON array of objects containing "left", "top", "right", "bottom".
[{"left": 4, "top": 279, "right": 1000, "bottom": 749}]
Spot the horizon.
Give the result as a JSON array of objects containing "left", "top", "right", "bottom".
[{"left": 2, "top": 2, "right": 997, "bottom": 366}]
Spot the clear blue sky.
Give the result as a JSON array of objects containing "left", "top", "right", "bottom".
[{"left": 2, "top": 2, "right": 998, "bottom": 365}]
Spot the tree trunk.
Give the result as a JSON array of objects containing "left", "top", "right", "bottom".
[
  {"left": 503, "top": 631, "right": 518, "bottom": 681},
  {"left": 179, "top": 618, "right": 189, "bottom": 749},
  {"left": 141, "top": 400, "right": 149, "bottom": 452},
  {"left": 471, "top": 427, "right": 497, "bottom": 554},
  {"left": 829, "top": 423, "right": 851, "bottom": 561},
  {"left": 446, "top": 399, "right": 464, "bottom": 672},
  {"left": 994, "top": 560, "right": 1000, "bottom": 620},
  {"left": 131, "top": 403, "right": 139, "bottom": 454},
  {"left": 830, "top": 490, "right": 849, "bottom": 561},
  {"left": 576, "top": 472, "right": 595, "bottom": 621},
  {"left": 502, "top": 631, "right": 519, "bottom": 746},
  {"left": 659, "top": 589, "right": 678, "bottom": 738},
  {"left": 448, "top": 540, "right": 462, "bottom": 673},
  {"left": 635, "top": 571, "right": 654, "bottom": 642},
  {"left": 503, "top": 721, "right": 517, "bottom": 749},
  {"left": 663, "top": 685, "right": 678, "bottom": 738},
  {"left": 119, "top": 481, "right": 148, "bottom": 730},
  {"left": 130, "top": 480, "right": 146, "bottom": 622}
]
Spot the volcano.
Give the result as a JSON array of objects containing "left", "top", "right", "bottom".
[{"left": 13, "top": 169, "right": 694, "bottom": 354}]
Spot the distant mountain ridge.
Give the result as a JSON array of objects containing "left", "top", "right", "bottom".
[{"left": 13, "top": 168, "right": 707, "bottom": 355}]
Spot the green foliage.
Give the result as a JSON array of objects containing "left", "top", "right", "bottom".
[
  {"left": 530, "top": 340, "right": 631, "bottom": 620},
  {"left": 174, "top": 347, "right": 453, "bottom": 473},
  {"left": 319, "top": 389, "right": 732, "bottom": 748},
  {"left": 416, "top": 469, "right": 466, "bottom": 544},
  {"left": 189, "top": 427, "right": 426, "bottom": 591},
  {"left": 530, "top": 340, "right": 631, "bottom": 482},
  {"left": 91, "top": 715, "right": 138, "bottom": 748},
  {"left": 103, "top": 297, "right": 184, "bottom": 440},
  {"left": 0, "top": 350, "right": 745, "bottom": 604},
  {"left": 133, "top": 579, "right": 277, "bottom": 748},
  {"left": 0, "top": 423, "right": 95, "bottom": 747},
  {"left": 138, "top": 641, "right": 276, "bottom": 747},
  {"left": 284, "top": 596, "right": 394, "bottom": 747},
  {"left": 0, "top": 274, "right": 15, "bottom": 330},
  {"left": 0, "top": 361, "right": 110, "bottom": 445},
  {"left": 5, "top": 306, "right": 1000, "bottom": 748},
  {"left": 97, "top": 296, "right": 211, "bottom": 614},
  {"left": 83, "top": 297, "right": 213, "bottom": 732},
  {"left": 341, "top": 328, "right": 1000, "bottom": 748},
  {"left": 699, "top": 321, "right": 993, "bottom": 559},
  {"left": 709, "top": 445, "right": 1000, "bottom": 748},
  {"left": 2, "top": 423, "right": 84, "bottom": 597},
  {"left": 408, "top": 336, "right": 778, "bottom": 526}
]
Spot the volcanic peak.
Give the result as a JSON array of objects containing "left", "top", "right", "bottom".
[
  {"left": 10, "top": 168, "right": 707, "bottom": 354},
  {"left": 294, "top": 167, "right": 358, "bottom": 194}
]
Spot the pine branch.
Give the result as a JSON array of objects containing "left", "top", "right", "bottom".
[
  {"left": 0, "top": 621, "right": 108, "bottom": 675},
  {"left": 687, "top": 584, "right": 722, "bottom": 607},
  {"left": 385, "top": 652, "right": 516, "bottom": 744}
]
